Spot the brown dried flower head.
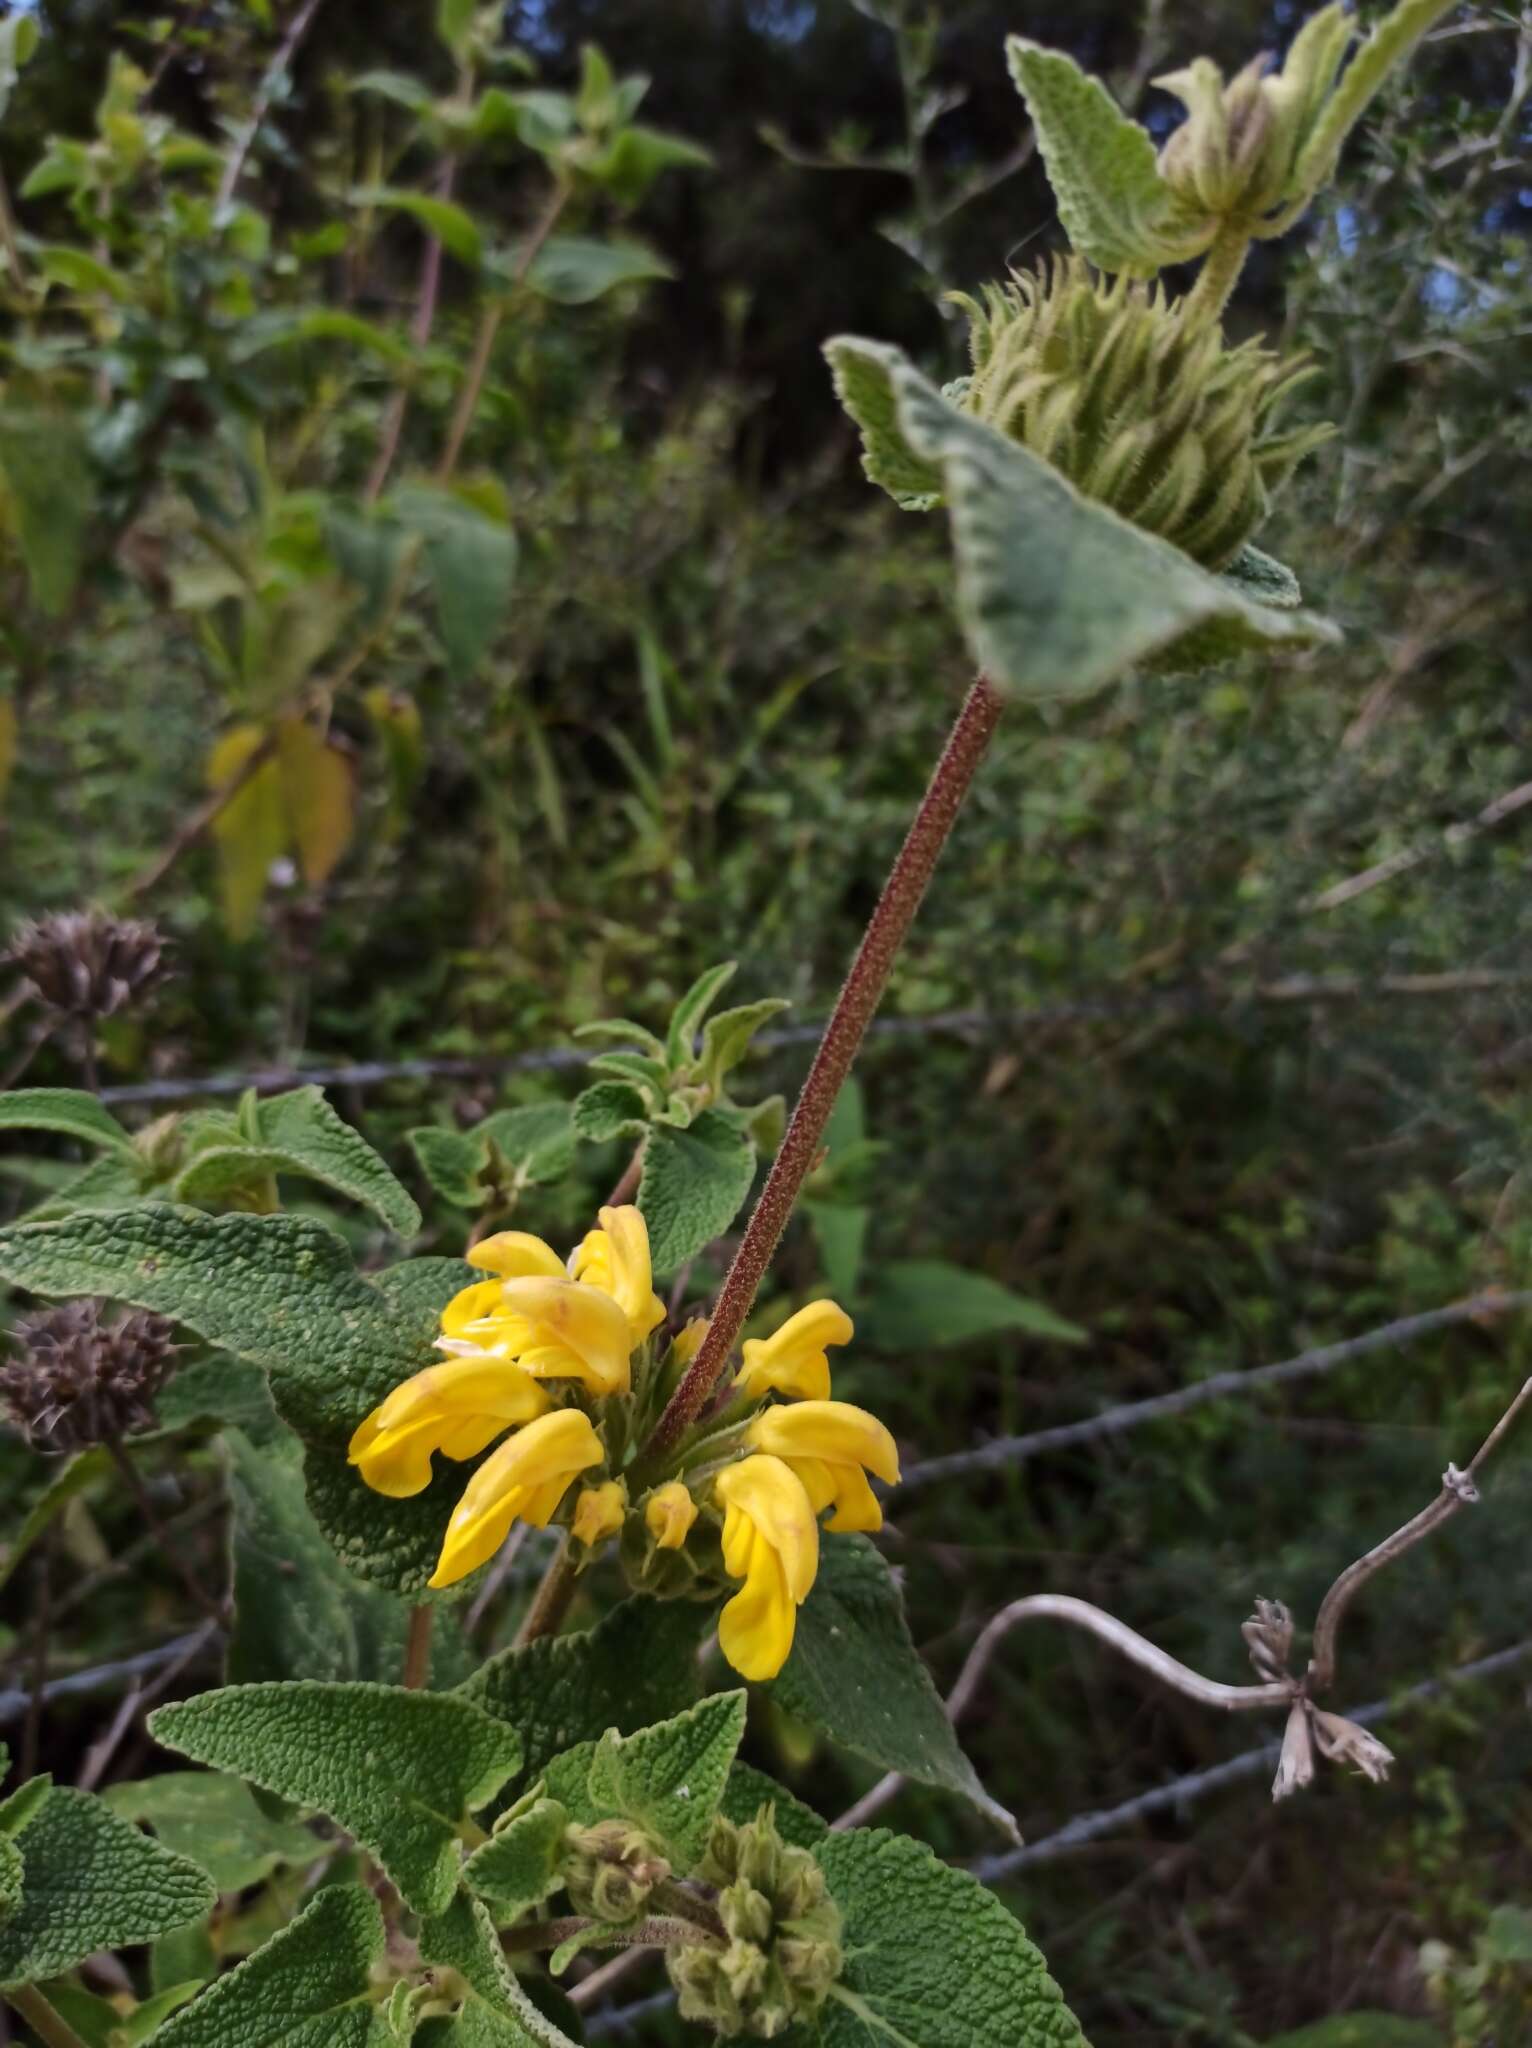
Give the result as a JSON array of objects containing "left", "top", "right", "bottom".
[
  {"left": 1, "top": 1300, "right": 177, "bottom": 1452},
  {"left": 8, "top": 910, "right": 168, "bottom": 1019}
]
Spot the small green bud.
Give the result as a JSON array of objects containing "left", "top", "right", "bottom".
[
  {"left": 132, "top": 1111, "right": 184, "bottom": 1178},
  {"left": 561, "top": 1820, "right": 670, "bottom": 1923},
  {"left": 720, "top": 1879, "right": 774, "bottom": 1948},
  {"left": 771, "top": 1845, "right": 827, "bottom": 1924},
  {"left": 777, "top": 1930, "right": 844, "bottom": 2003}
]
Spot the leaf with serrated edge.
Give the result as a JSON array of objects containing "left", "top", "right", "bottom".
[
  {"left": 173, "top": 1087, "right": 420, "bottom": 1236},
  {"left": 572, "top": 1080, "right": 650, "bottom": 1144},
  {"left": 824, "top": 338, "right": 1338, "bottom": 698},
  {"left": 0, "top": 1785, "right": 214, "bottom": 1987},
  {"left": 103, "top": 1774, "right": 322, "bottom": 1893},
  {"left": 1005, "top": 39, "right": 1211, "bottom": 276},
  {"left": 459, "top": 1595, "right": 707, "bottom": 1795},
  {"left": 809, "top": 1827, "right": 1086, "bottom": 2045},
  {"left": 420, "top": 1893, "right": 582, "bottom": 2047},
  {"left": 152, "top": 1884, "right": 390, "bottom": 2048},
  {"left": 0, "top": 1089, "right": 133, "bottom": 1152},
  {"left": 639, "top": 1108, "right": 755, "bottom": 1273},
  {"left": 461, "top": 1794, "right": 567, "bottom": 1914},
  {"left": 770, "top": 1536, "right": 1017, "bottom": 1840},
  {"left": 665, "top": 961, "right": 737, "bottom": 1067},
  {"left": 149, "top": 1683, "right": 521, "bottom": 1915},
  {"left": 586, "top": 1691, "right": 747, "bottom": 1873}
]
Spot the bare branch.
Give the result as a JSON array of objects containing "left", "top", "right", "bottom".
[{"left": 215, "top": 0, "right": 327, "bottom": 214}]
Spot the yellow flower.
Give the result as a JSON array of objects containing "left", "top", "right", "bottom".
[
  {"left": 429, "top": 1408, "right": 603, "bottom": 1587},
  {"left": 644, "top": 1479, "right": 698, "bottom": 1551},
  {"left": 714, "top": 1455, "right": 819, "bottom": 1682},
  {"left": 572, "top": 1478, "right": 627, "bottom": 1547},
  {"left": 348, "top": 1355, "right": 553, "bottom": 1498},
  {"left": 433, "top": 1204, "right": 661, "bottom": 1397},
  {"left": 746, "top": 1400, "right": 900, "bottom": 1534},
  {"left": 671, "top": 1316, "right": 709, "bottom": 1367},
  {"left": 734, "top": 1300, "right": 852, "bottom": 1404},
  {"left": 569, "top": 1205, "right": 666, "bottom": 1344}
]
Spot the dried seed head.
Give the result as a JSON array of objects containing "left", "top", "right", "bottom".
[
  {"left": 949, "top": 255, "right": 1334, "bottom": 569},
  {"left": 1242, "top": 1597, "right": 1295, "bottom": 1683},
  {"left": 1309, "top": 1708, "right": 1396, "bottom": 1786},
  {"left": 8, "top": 911, "right": 168, "bottom": 1020},
  {"left": 1, "top": 1299, "right": 177, "bottom": 1452},
  {"left": 1272, "top": 1699, "right": 1316, "bottom": 1803}
]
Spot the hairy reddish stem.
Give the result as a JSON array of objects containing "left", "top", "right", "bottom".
[
  {"left": 402, "top": 1602, "right": 434, "bottom": 1689},
  {"left": 644, "top": 674, "right": 1004, "bottom": 1458}
]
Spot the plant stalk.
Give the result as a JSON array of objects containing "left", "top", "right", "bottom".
[
  {"left": 644, "top": 673, "right": 1005, "bottom": 1460},
  {"left": 402, "top": 1602, "right": 434, "bottom": 1689},
  {"left": 514, "top": 1534, "right": 578, "bottom": 1647},
  {"left": 6, "top": 1985, "right": 91, "bottom": 2048},
  {"left": 1182, "top": 221, "right": 1253, "bottom": 330}
]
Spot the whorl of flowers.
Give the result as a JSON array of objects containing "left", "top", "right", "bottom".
[
  {"left": 1, "top": 1299, "right": 177, "bottom": 1452},
  {"left": 7, "top": 910, "right": 168, "bottom": 1019}
]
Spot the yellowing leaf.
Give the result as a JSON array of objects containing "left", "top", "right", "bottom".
[
  {"left": 207, "top": 724, "right": 286, "bottom": 940},
  {"left": 277, "top": 718, "right": 354, "bottom": 886}
]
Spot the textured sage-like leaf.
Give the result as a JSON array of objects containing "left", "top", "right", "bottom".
[
  {"left": 1005, "top": 39, "right": 1212, "bottom": 276},
  {"left": 770, "top": 1536, "right": 1016, "bottom": 1841},
  {"left": 826, "top": 339, "right": 944, "bottom": 509},
  {"left": 459, "top": 1594, "right": 708, "bottom": 1794},
  {"left": 809, "top": 1827, "right": 1087, "bottom": 2045},
  {"left": 409, "top": 1105, "right": 575, "bottom": 1212},
  {"left": 152, "top": 1884, "right": 391, "bottom": 2048},
  {"left": 720, "top": 1762, "right": 828, "bottom": 1850},
  {"left": 1293, "top": 0, "right": 1460, "bottom": 199},
  {"left": 571, "top": 1079, "right": 650, "bottom": 1143},
  {"left": 103, "top": 1773, "right": 323, "bottom": 1893},
  {"left": 461, "top": 1794, "right": 568, "bottom": 1915},
  {"left": 585, "top": 1691, "right": 747, "bottom": 1874},
  {"left": 0, "top": 1088, "right": 133, "bottom": 1152},
  {"left": 824, "top": 337, "right": 1340, "bottom": 697},
  {"left": 419, "top": 1893, "right": 582, "bottom": 2047},
  {"left": 0, "top": 1785, "right": 215, "bottom": 1987},
  {"left": 0, "top": 1830, "right": 19, "bottom": 1929},
  {"left": 150, "top": 1682, "right": 521, "bottom": 1915},
  {"left": 174, "top": 1086, "right": 421, "bottom": 1236},
  {"left": 664, "top": 960, "right": 738, "bottom": 1066},
  {"left": 638, "top": 1107, "right": 756, "bottom": 1273}
]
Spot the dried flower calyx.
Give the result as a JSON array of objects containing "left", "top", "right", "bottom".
[
  {"left": 666, "top": 1806, "right": 845, "bottom": 2040},
  {"left": 7, "top": 910, "right": 168, "bottom": 1019},
  {"left": 949, "top": 257, "right": 1334, "bottom": 570},
  {"left": 1, "top": 1298, "right": 177, "bottom": 1451}
]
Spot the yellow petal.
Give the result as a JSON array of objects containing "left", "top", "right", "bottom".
[
  {"left": 671, "top": 1317, "right": 709, "bottom": 1367},
  {"left": 571, "top": 1478, "right": 627, "bottom": 1547},
  {"left": 571, "top": 1205, "right": 666, "bottom": 1343},
  {"left": 440, "top": 1278, "right": 510, "bottom": 1341},
  {"left": 429, "top": 1408, "right": 603, "bottom": 1587},
  {"left": 349, "top": 1412, "right": 448, "bottom": 1498},
  {"left": 717, "top": 1540, "right": 796, "bottom": 1682},
  {"left": 716, "top": 1455, "right": 819, "bottom": 1605},
  {"left": 715, "top": 1457, "right": 817, "bottom": 1680},
  {"left": 644, "top": 1480, "right": 699, "bottom": 1551},
  {"left": 495, "top": 1276, "right": 634, "bottom": 1395},
  {"left": 734, "top": 1300, "right": 853, "bottom": 1404},
  {"left": 348, "top": 1357, "right": 553, "bottom": 1498},
  {"left": 466, "top": 1231, "right": 566, "bottom": 1280},
  {"left": 746, "top": 1399, "right": 900, "bottom": 1486}
]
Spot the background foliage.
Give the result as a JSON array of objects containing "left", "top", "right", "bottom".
[{"left": 2, "top": 1, "right": 1531, "bottom": 2042}]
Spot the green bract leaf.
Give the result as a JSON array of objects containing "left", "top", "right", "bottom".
[
  {"left": 826, "top": 337, "right": 943, "bottom": 510},
  {"left": 810, "top": 1827, "right": 1087, "bottom": 2045},
  {"left": 666, "top": 960, "right": 738, "bottom": 1066},
  {"left": 152, "top": 1884, "right": 390, "bottom": 2048},
  {"left": 1005, "top": 39, "right": 1212, "bottom": 276},
  {"left": 639, "top": 1108, "right": 755, "bottom": 1273},
  {"left": 149, "top": 1682, "right": 521, "bottom": 1915},
  {"left": 102, "top": 1773, "right": 323, "bottom": 1893},
  {"left": 1293, "top": 0, "right": 1460, "bottom": 202},
  {"left": 461, "top": 1793, "right": 568, "bottom": 1914},
  {"left": 698, "top": 998, "right": 790, "bottom": 1092},
  {"left": 586, "top": 1691, "right": 747, "bottom": 1873},
  {"left": 0, "top": 1785, "right": 215, "bottom": 1987},
  {"left": 459, "top": 1594, "right": 708, "bottom": 1792},
  {"left": 861, "top": 1259, "right": 1085, "bottom": 1349},
  {"left": 0, "top": 1089, "right": 133, "bottom": 1152},
  {"left": 173, "top": 1087, "right": 420, "bottom": 1235},
  {"left": 571, "top": 1080, "right": 650, "bottom": 1144},
  {"left": 354, "top": 187, "right": 483, "bottom": 266},
  {"left": 720, "top": 1763, "right": 828, "bottom": 1850},
  {"left": 419, "top": 1893, "right": 581, "bottom": 2047},
  {"left": 771, "top": 1536, "right": 1016, "bottom": 1840},
  {"left": 824, "top": 337, "right": 1339, "bottom": 697},
  {"left": 391, "top": 483, "right": 517, "bottom": 685},
  {"left": 521, "top": 234, "right": 673, "bottom": 305},
  {"left": 0, "top": 409, "right": 91, "bottom": 617}
]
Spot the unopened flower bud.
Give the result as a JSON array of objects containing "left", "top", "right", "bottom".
[
  {"left": 132, "top": 1113, "right": 185, "bottom": 1180},
  {"left": 2, "top": 1300, "right": 176, "bottom": 1452},
  {"left": 776, "top": 1929, "right": 844, "bottom": 2003},
  {"left": 1241, "top": 1598, "right": 1294, "bottom": 1684},
  {"left": 645, "top": 1480, "right": 699, "bottom": 1551},
  {"left": 720, "top": 1880, "right": 774, "bottom": 1948},
  {"left": 571, "top": 1478, "right": 626, "bottom": 1548},
  {"left": 561, "top": 1819, "right": 669, "bottom": 1922}
]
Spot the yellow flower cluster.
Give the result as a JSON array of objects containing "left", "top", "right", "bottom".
[{"left": 349, "top": 1205, "right": 900, "bottom": 1682}]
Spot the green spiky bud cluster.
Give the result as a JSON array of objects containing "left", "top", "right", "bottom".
[
  {"left": 949, "top": 256, "right": 1334, "bottom": 569},
  {"left": 561, "top": 1820, "right": 670, "bottom": 1924},
  {"left": 667, "top": 1807, "right": 844, "bottom": 2039}
]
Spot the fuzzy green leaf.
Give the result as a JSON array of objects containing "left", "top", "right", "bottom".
[
  {"left": 149, "top": 1683, "right": 521, "bottom": 1915},
  {"left": 1005, "top": 39, "right": 1211, "bottom": 275},
  {"left": 771, "top": 1537, "right": 1015, "bottom": 1840},
  {"left": 826, "top": 338, "right": 1339, "bottom": 698},
  {"left": 639, "top": 1108, "right": 755, "bottom": 1273},
  {"left": 586, "top": 1691, "right": 747, "bottom": 1873},
  {"left": 522, "top": 234, "right": 672, "bottom": 304},
  {"left": 1293, "top": 0, "right": 1459, "bottom": 200},
  {"left": 459, "top": 1594, "right": 708, "bottom": 1793},
  {"left": 173, "top": 1087, "right": 420, "bottom": 1235},
  {"left": 825, "top": 328, "right": 944, "bottom": 510},
  {"left": 159, "top": 1354, "right": 283, "bottom": 1448},
  {"left": 391, "top": 483, "right": 517, "bottom": 685},
  {"left": 152, "top": 1884, "right": 390, "bottom": 2048},
  {"left": 720, "top": 1763, "right": 828, "bottom": 1850},
  {"left": 26, "top": 1150, "right": 147, "bottom": 1219},
  {"left": 0, "top": 1089, "right": 133, "bottom": 1153},
  {"left": 861, "top": 1260, "right": 1085, "bottom": 1350},
  {"left": 0, "top": 1832, "right": 20, "bottom": 1928},
  {"left": 808, "top": 1827, "right": 1086, "bottom": 2045},
  {"left": 0, "top": 1786, "right": 215, "bottom": 1987},
  {"left": 698, "top": 999, "right": 790, "bottom": 1090},
  {"left": 355, "top": 187, "right": 483, "bottom": 265},
  {"left": 102, "top": 1774, "right": 323, "bottom": 1893},
  {"left": 665, "top": 961, "right": 739, "bottom": 1067},
  {"left": 409, "top": 1126, "right": 491, "bottom": 1208},
  {"left": 572, "top": 1081, "right": 650, "bottom": 1143},
  {"left": 461, "top": 1794, "right": 568, "bottom": 1914},
  {"left": 572, "top": 1018, "right": 669, "bottom": 1060},
  {"left": 586, "top": 1050, "right": 670, "bottom": 1101},
  {"left": 419, "top": 1893, "right": 582, "bottom": 2047}
]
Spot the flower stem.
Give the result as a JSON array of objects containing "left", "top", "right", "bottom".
[
  {"left": 107, "top": 1439, "right": 223, "bottom": 1624},
  {"left": 643, "top": 674, "right": 1005, "bottom": 1460},
  {"left": 7, "top": 1985, "right": 92, "bottom": 2048},
  {"left": 403, "top": 1602, "right": 434, "bottom": 1689},
  {"left": 515, "top": 1534, "right": 578, "bottom": 1647},
  {"left": 1183, "top": 221, "right": 1253, "bottom": 330}
]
